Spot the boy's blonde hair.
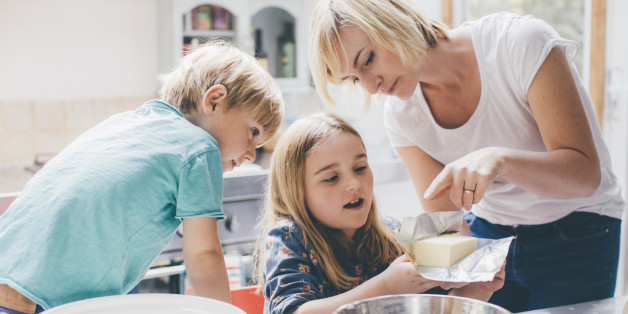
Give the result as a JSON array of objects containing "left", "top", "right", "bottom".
[
  {"left": 253, "top": 113, "right": 402, "bottom": 290},
  {"left": 309, "top": 0, "right": 448, "bottom": 103},
  {"left": 159, "top": 40, "right": 284, "bottom": 144}
]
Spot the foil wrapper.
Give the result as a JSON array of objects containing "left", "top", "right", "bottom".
[{"left": 398, "top": 211, "right": 513, "bottom": 282}]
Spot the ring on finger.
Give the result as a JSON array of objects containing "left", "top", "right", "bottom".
[{"left": 463, "top": 188, "right": 475, "bottom": 194}]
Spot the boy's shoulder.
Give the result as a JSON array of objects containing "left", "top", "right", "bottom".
[{"left": 138, "top": 100, "right": 220, "bottom": 152}]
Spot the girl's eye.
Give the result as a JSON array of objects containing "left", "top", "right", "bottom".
[
  {"left": 353, "top": 77, "right": 360, "bottom": 85},
  {"left": 323, "top": 175, "right": 338, "bottom": 183},
  {"left": 251, "top": 128, "right": 260, "bottom": 137},
  {"left": 355, "top": 166, "right": 367, "bottom": 173},
  {"left": 365, "top": 51, "right": 374, "bottom": 66}
]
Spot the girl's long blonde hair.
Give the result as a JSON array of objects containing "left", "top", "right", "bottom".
[
  {"left": 309, "top": 0, "right": 449, "bottom": 104},
  {"left": 253, "top": 113, "right": 402, "bottom": 290}
]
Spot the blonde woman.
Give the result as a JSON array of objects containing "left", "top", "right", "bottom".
[
  {"left": 309, "top": 0, "right": 624, "bottom": 312},
  {"left": 253, "top": 113, "right": 503, "bottom": 314}
]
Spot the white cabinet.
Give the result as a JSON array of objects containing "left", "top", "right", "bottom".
[{"left": 169, "top": 0, "right": 311, "bottom": 93}]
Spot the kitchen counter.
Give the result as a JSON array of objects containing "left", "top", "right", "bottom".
[
  {"left": 0, "top": 166, "right": 33, "bottom": 193},
  {"left": 521, "top": 295, "right": 628, "bottom": 314}
]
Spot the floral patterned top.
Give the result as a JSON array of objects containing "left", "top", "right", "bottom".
[{"left": 262, "top": 217, "right": 401, "bottom": 314}]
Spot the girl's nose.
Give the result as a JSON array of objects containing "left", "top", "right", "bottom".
[{"left": 345, "top": 174, "right": 361, "bottom": 192}]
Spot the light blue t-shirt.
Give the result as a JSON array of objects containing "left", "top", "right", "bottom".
[{"left": 0, "top": 100, "right": 225, "bottom": 309}]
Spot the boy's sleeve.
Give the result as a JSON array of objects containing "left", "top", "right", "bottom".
[
  {"left": 264, "top": 223, "right": 325, "bottom": 314},
  {"left": 175, "top": 150, "right": 225, "bottom": 220}
]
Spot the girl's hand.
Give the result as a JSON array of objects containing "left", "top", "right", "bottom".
[
  {"left": 379, "top": 255, "right": 441, "bottom": 294},
  {"left": 449, "top": 261, "right": 506, "bottom": 301},
  {"left": 439, "top": 281, "right": 468, "bottom": 290},
  {"left": 423, "top": 147, "right": 504, "bottom": 210}
]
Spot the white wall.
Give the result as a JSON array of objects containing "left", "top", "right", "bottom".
[
  {"left": 0, "top": 0, "right": 162, "bottom": 166},
  {"left": 0, "top": 0, "right": 160, "bottom": 102}
]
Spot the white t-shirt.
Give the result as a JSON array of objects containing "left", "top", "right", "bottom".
[{"left": 384, "top": 13, "right": 624, "bottom": 225}]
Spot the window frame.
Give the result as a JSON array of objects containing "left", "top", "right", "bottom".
[{"left": 441, "top": 0, "right": 607, "bottom": 126}]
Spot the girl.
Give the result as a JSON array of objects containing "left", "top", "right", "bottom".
[
  {"left": 253, "top": 113, "right": 504, "bottom": 314},
  {"left": 308, "top": 0, "right": 624, "bottom": 312}
]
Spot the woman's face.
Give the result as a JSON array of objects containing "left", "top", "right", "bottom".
[
  {"left": 336, "top": 26, "right": 421, "bottom": 100},
  {"left": 303, "top": 132, "right": 374, "bottom": 239}
]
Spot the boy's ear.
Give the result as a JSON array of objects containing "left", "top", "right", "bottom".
[{"left": 201, "top": 84, "right": 228, "bottom": 114}]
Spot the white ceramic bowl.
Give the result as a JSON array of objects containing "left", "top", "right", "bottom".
[{"left": 41, "top": 293, "right": 245, "bottom": 314}]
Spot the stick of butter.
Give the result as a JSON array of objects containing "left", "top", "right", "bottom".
[{"left": 413, "top": 235, "right": 478, "bottom": 267}]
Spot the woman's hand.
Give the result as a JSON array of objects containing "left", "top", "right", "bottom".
[
  {"left": 423, "top": 147, "right": 504, "bottom": 210},
  {"left": 379, "top": 254, "right": 442, "bottom": 294},
  {"left": 448, "top": 261, "right": 506, "bottom": 301}
]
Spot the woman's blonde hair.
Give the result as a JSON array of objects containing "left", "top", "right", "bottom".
[
  {"left": 309, "top": 0, "right": 448, "bottom": 103},
  {"left": 253, "top": 112, "right": 402, "bottom": 290},
  {"left": 159, "top": 39, "right": 284, "bottom": 144}
]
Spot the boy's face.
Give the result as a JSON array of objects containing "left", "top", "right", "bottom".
[
  {"left": 197, "top": 85, "right": 267, "bottom": 173},
  {"left": 303, "top": 132, "right": 373, "bottom": 239},
  {"left": 202, "top": 107, "right": 265, "bottom": 173},
  {"left": 214, "top": 107, "right": 265, "bottom": 173}
]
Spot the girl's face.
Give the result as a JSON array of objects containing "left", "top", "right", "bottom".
[
  {"left": 303, "top": 132, "right": 374, "bottom": 239},
  {"left": 336, "top": 26, "right": 421, "bottom": 100}
]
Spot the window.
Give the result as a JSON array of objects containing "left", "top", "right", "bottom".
[{"left": 463, "top": 0, "right": 585, "bottom": 73}]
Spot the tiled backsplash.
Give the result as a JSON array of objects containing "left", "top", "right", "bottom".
[{"left": 0, "top": 96, "right": 154, "bottom": 167}]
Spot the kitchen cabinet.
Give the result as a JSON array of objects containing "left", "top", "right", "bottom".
[{"left": 170, "top": 0, "right": 311, "bottom": 93}]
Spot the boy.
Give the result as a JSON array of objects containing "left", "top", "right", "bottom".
[{"left": 0, "top": 40, "right": 284, "bottom": 313}]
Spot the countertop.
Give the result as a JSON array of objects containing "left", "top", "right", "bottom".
[
  {"left": 0, "top": 149, "right": 274, "bottom": 194},
  {"left": 0, "top": 147, "right": 413, "bottom": 193},
  {"left": 0, "top": 166, "right": 34, "bottom": 193},
  {"left": 521, "top": 295, "right": 628, "bottom": 314}
]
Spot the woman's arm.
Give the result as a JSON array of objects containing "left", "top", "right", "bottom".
[
  {"left": 396, "top": 145, "right": 471, "bottom": 235},
  {"left": 424, "top": 47, "right": 600, "bottom": 208},
  {"left": 505, "top": 45, "right": 600, "bottom": 197},
  {"left": 396, "top": 145, "right": 458, "bottom": 212},
  {"left": 182, "top": 217, "right": 231, "bottom": 303}
]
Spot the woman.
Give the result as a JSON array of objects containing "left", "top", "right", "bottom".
[{"left": 308, "top": 0, "right": 624, "bottom": 312}]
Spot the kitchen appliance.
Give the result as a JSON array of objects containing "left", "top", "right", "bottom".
[{"left": 333, "top": 294, "right": 512, "bottom": 314}]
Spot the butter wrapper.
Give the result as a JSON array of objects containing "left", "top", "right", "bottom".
[{"left": 398, "top": 211, "right": 513, "bottom": 282}]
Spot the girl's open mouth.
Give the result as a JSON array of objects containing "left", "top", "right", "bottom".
[{"left": 344, "top": 198, "right": 363, "bottom": 209}]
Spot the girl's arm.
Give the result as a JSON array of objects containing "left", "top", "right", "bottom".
[
  {"left": 423, "top": 47, "right": 600, "bottom": 210},
  {"left": 294, "top": 255, "right": 440, "bottom": 314},
  {"left": 264, "top": 224, "right": 440, "bottom": 314},
  {"left": 182, "top": 216, "right": 231, "bottom": 303}
]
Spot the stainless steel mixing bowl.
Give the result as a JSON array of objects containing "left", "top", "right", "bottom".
[{"left": 333, "top": 294, "right": 512, "bottom": 314}]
